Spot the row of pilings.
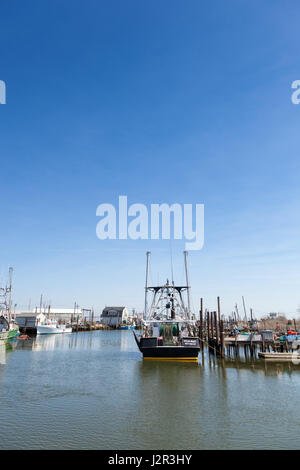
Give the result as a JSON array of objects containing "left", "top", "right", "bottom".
[{"left": 199, "top": 296, "right": 225, "bottom": 357}]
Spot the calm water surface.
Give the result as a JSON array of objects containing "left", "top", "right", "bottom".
[{"left": 0, "top": 330, "right": 299, "bottom": 449}]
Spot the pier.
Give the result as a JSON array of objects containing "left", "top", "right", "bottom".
[{"left": 198, "top": 297, "right": 300, "bottom": 360}]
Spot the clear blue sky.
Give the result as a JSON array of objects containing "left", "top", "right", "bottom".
[{"left": 0, "top": 0, "right": 300, "bottom": 317}]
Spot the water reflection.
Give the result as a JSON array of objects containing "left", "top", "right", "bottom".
[
  {"left": 4, "top": 333, "right": 300, "bottom": 378},
  {"left": 0, "top": 340, "right": 18, "bottom": 365},
  {"left": 1, "top": 331, "right": 300, "bottom": 449}
]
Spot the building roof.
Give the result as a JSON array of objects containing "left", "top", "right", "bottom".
[
  {"left": 16, "top": 312, "right": 46, "bottom": 318},
  {"left": 16, "top": 308, "right": 87, "bottom": 316},
  {"left": 102, "top": 306, "right": 126, "bottom": 313}
]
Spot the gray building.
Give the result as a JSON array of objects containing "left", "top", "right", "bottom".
[
  {"left": 101, "top": 307, "right": 128, "bottom": 327},
  {"left": 15, "top": 312, "right": 47, "bottom": 329}
]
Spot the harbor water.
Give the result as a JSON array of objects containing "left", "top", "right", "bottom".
[{"left": 0, "top": 330, "right": 299, "bottom": 449}]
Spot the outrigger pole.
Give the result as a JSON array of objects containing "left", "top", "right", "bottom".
[
  {"left": 144, "top": 251, "right": 151, "bottom": 320},
  {"left": 183, "top": 251, "right": 191, "bottom": 319}
]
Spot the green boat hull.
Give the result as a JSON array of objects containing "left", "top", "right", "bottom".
[{"left": 8, "top": 328, "right": 19, "bottom": 339}]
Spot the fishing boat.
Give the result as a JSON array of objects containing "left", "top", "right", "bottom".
[
  {"left": 133, "top": 251, "right": 200, "bottom": 362},
  {"left": 37, "top": 319, "right": 72, "bottom": 335},
  {"left": 0, "top": 316, "right": 19, "bottom": 341},
  {"left": 0, "top": 268, "right": 19, "bottom": 340}
]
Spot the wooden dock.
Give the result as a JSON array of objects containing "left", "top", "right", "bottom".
[
  {"left": 71, "top": 322, "right": 111, "bottom": 332},
  {"left": 258, "top": 352, "right": 299, "bottom": 361},
  {"left": 198, "top": 296, "right": 299, "bottom": 359}
]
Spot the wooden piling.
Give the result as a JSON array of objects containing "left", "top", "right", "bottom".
[
  {"left": 207, "top": 311, "right": 210, "bottom": 343},
  {"left": 220, "top": 319, "right": 225, "bottom": 358},
  {"left": 199, "top": 298, "right": 203, "bottom": 350}
]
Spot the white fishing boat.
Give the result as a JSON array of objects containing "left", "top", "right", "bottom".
[{"left": 37, "top": 319, "right": 72, "bottom": 335}]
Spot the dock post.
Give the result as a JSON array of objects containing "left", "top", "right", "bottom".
[
  {"left": 210, "top": 312, "right": 214, "bottom": 351},
  {"left": 217, "top": 297, "right": 225, "bottom": 357},
  {"left": 220, "top": 319, "right": 225, "bottom": 358},
  {"left": 217, "top": 296, "right": 221, "bottom": 354},
  {"left": 213, "top": 311, "right": 218, "bottom": 354},
  {"left": 207, "top": 311, "right": 211, "bottom": 351},
  {"left": 199, "top": 298, "right": 203, "bottom": 350}
]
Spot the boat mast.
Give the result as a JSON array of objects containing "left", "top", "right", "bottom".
[
  {"left": 184, "top": 251, "right": 191, "bottom": 319},
  {"left": 242, "top": 296, "right": 247, "bottom": 322},
  {"left": 8, "top": 267, "right": 13, "bottom": 323},
  {"left": 144, "top": 251, "right": 151, "bottom": 320}
]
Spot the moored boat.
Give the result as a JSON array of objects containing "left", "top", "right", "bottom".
[
  {"left": 134, "top": 251, "right": 200, "bottom": 362},
  {"left": 0, "top": 316, "right": 19, "bottom": 341},
  {"left": 37, "top": 319, "right": 72, "bottom": 335},
  {"left": 120, "top": 324, "right": 136, "bottom": 330}
]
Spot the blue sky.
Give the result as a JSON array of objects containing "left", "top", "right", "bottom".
[{"left": 0, "top": 0, "right": 300, "bottom": 317}]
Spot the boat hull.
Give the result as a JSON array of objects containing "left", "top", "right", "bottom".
[
  {"left": 37, "top": 326, "right": 72, "bottom": 335},
  {"left": 0, "top": 331, "right": 9, "bottom": 341},
  {"left": 134, "top": 332, "right": 200, "bottom": 362},
  {"left": 0, "top": 328, "right": 19, "bottom": 341},
  {"left": 142, "top": 347, "right": 200, "bottom": 361},
  {"left": 8, "top": 328, "right": 19, "bottom": 339}
]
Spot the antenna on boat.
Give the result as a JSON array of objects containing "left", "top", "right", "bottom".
[
  {"left": 144, "top": 251, "right": 151, "bottom": 320},
  {"left": 169, "top": 240, "right": 174, "bottom": 286},
  {"left": 183, "top": 251, "right": 191, "bottom": 319}
]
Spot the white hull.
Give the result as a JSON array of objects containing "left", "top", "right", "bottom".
[
  {"left": 37, "top": 325, "right": 72, "bottom": 335},
  {"left": 0, "top": 331, "right": 9, "bottom": 341}
]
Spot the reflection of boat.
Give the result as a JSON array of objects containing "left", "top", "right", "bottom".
[
  {"left": 134, "top": 251, "right": 200, "bottom": 362},
  {"left": 0, "top": 316, "right": 19, "bottom": 341},
  {"left": 37, "top": 319, "right": 72, "bottom": 335}
]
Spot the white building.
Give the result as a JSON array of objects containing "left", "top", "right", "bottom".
[
  {"left": 101, "top": 306, "right": 128, "bottom": 327},
  {"left": 16, "top": 307, "right": 92, "bottom": 325}
]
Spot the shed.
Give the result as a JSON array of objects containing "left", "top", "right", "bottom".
[
  {"left": 15, "top": 312, "right": 47, "bottom": 329},
  {"left": 101, "top": 307, "right": 128, "bottom": 327}
]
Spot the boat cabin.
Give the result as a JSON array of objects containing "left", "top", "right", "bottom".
[
  {"left": 0, "top": 316, "right": 9, "bottom": 332},
  {"left": 142, "top": 320, "right": 198, "bottom": 347}
]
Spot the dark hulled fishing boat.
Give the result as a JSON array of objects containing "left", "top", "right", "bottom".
[{"left": 134, "top": 251, "right": 200, "bottom": 362}]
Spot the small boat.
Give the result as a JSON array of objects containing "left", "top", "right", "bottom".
[
  {"left": 120, "top": 324, "right": 136, "bottom": 330},
  {"left": 37, "top": 319, "right": 72, "bottom": 335},
  {"left": 134, "top": 251, "right": 200, "bottom": 362}
]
